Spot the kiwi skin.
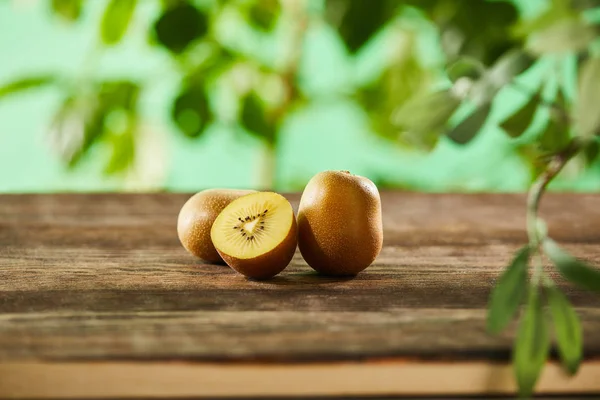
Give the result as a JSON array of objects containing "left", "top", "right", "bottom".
[
  {"left": 177, "top": 189, "right": 255, "bottom": 263},
  {"left": 297, "top": 170, "right": 383, "bottom": 276},
  {"left": 216, "top": 217, "right": 297, "bottom": 280}
]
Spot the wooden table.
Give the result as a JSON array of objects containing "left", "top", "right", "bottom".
[{"left": 1, "top": 193, "right": 599, "bottom": 398}]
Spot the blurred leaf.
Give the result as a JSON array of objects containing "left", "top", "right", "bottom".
[
  {"left": 528, "top": 19, "right": 597, "bottom": 54},
  {"left": 325, "top": 0, "right": 395, "bottom": 53},
  {"left": 516, "top": 143, "right": 548, "bottom": 181},
  {"left": 488, "top": 50, "right": 534, "bottom": 88},
  {"left": 447, "top": 103, "right": 491, "bottom": 145},
  {"left": 246, "top": 0, "right": 281, "bottom": 32},
  {"left": 513, "top": 287, "right": 550, "bottom": 398},
  {"left": 100, "top": 0, "right": 137, "bottom": 46},
  {"left": 240, "top": 92, "right": 276, "bottom": 144},
  {"left": 487, "top": 246, "right": 530, "bottom": 334},
  {"left": 50, "top": 81, "right": 140, "bottom": 169},
  {"left": 104, "top": 128, "right": 136, "bottom": 174},
  {"left": 393, "top": 90, "right": 460, "bottom": 150},
  {"left": 546, "top": 285, "right": 583, "bottom": 375},
  {"left": 359, "top": 93, "right": 399, "bottom": 142},
  {"left": 411, "top": 0, "right": 520, "bottom": 65},
  {"left": 187, "top": 45, "right": 237, "bottom": 82},
  {"left": 47, "top": 97, "right": 86, "bottom": 164},
  {"left": 47, "top": 94, "right": 105, "bottom": 167},
  {"left": 576, "top": 57, "right": 600, "bottom": 136},
  {"left": 385, "top": 41, "right": 429, "bottom": 106},
  {"left": 456, "top": 1, "right": 520, "bottom": 65},
  {"left": 161, "top": 0, "right": 183, "bottom": 8},
  {"left": 98, "top": 81, "right": 140, "bottom": 110},
  {"left": 359, "top": 35, "right": 431, "bottom": 142},
  {"left": 467, "top": 76, "right": 499, "bottom": 107},
  {"left": 171, "top": 83, "right": 211, "bottom": 138},
  {"left": 514, "top": 0, "right": 576, "bottom": 36},
  {"left": 539, "top": 117, "right": 571, "bottom": 153},
  {"left": 0, "top": 76, "right": 57, "bottom": 100},
  {"left": 447, "top": 57, "right": 485, "bottom": 83},
  {"left": 51, "top": 0, "right": 82, "bottom": 22},
  {"left": 544, "top": 238, "right": 600, "bottom": 292},
  {"left": 583, "top": 139, "right": 600, "bottom": 165},
  {"left": 555, "top": 85, "right": 569, "bottom": 111},
  {"left": 153, "top": 2, "right": 208, "bottom": 53},
  {"left": 500, "top": 91, "right": 541, "bottom": 138},
  {"left": 571, "top": 0, "right": 600, "bottom": 9},
  {"left": 467, "top": 50, "right": 533, "bottom": 106}
]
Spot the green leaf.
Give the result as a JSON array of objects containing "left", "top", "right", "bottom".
[
  {"left": 418, "top": 0, "right": 520, "bottom": 65},
  {"left": 100, "top": 0, "right": 137, "bottom": 46},
  {"left": 446, "top": 58, "right": 485, "bottom": 83},
  {"left": 516, "top": 142, "right": 548, "bottom": 181},
  {"left": 576, "top": 57, "right": 600, "bottom": 136},
  {"left": 528, "top": 19, "right": 597, "bottom": 55},
  {"left": 358, "top": 35, "right": 432, "bottom": 144},
  {"left": 488, "top": 50, "right": 534, "bottom": 88},
  {"left": 47, "top": 95, "right": 103, "bottom": 167},
  {"left": 446, "top": 103, "right": 491, "bottom": 145},
  {"left": 539, "top": 117, "right": 571, "bottom": 153},
  {"left": 572, "top": 0, "right": 600, "bottom": 9},
  {"left": 583, "top": 139, "right": 600, "bottom": 165},
  {"left": 51, "top": 0, "right": 81, "bottom": 22},
  {"left": 487, "top": 246, "right": 530, "bottom": 334},
  {"left": 0, "top": 76, "right": 57, "bottom": 100},
  {"left": 98, "top": 81, "right": 140, "bottom": 110},
  {"left": 467, "top": 50, "right": 533, "bottom": 106},
  {"left": 246, "top": 0, "right": 280, "bottom": 32},
  {"left": 394, "top": 90, "right": 460, "bottom": 150},
  {"left": 54, "top": 81, "right": 139, "bottom": 168},
  {"left": 544, "top": 238, "right": 600, "bottom": 292},
  {"left": 240, "top": 92, "right": 276, "bottom": 144},
  {"left": 171, "top": 83, "right": 211, "bottom": 138},
  {"left": 514, "top": 0, "right": 575, "bottom": 37},
  {"left": 545, "top": 285, "right": 582, "bottom": 375},
  {"left": 325, "top": 0, "right": 396, "bottom": 53},
  {"left": 500, "top": 91, "right": 541, "bottom": 138},
  {"left": 104, "top": 127, "right": 136, "bottom": 175},
  {"left": 513, "top": 287, "right": 550, "bottom": 398},
  {"left": 153, "top": 2, "right": 208, "bottom": 53}
]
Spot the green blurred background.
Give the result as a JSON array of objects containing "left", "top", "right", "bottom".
[{"left": 1, "top": 0, "right": 599, "bottom": 193}]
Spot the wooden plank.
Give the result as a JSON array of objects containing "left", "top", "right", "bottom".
[
  {"left": 1, "top": 360, "right": 600, "bottom": 398},
  {"left": 1, "top": 193, "right": 600, "bottom": 397},
  {"left": 1, "top": 308, "right": 600, "bottom": 362}
]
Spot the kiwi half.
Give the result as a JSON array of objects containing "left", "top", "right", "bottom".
[
  {"left": 177, "top": 189, "right": 255, "bottom": 263},
  {"left": 211, "top": 192, "right": 297, "bottom": 280}
]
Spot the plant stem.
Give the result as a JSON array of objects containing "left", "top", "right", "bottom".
[{"left": 526, "top": 141, "right": 585, "bottom": 284}]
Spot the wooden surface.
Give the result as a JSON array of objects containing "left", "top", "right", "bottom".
[{"left": 1, "top": 193, "right": 600, "bottom": 398}]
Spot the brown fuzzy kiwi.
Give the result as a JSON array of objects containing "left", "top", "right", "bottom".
[
  {"left": 210, "top": 192, "right": 297, "bottom": 280},
  {"left": 297, "top": 170, "right": 383, "bottom": 276},
  {"left": 177, "top": 189, "right": 255, "bottom": 263}
]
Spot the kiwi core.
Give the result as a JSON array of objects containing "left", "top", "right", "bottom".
[
  {"left": 233, "top": 208, "right": 270, "bottom": 241},
  {"left": 212, "top": 192, "right": 293, "bottom": 259}
]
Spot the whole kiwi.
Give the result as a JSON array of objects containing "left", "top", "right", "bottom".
[
  {"left": 297, "top": 170, "right": 383, "bottom": 276},
  {"left": 177, "top": 189, "right": 255, "bottom": 263}
]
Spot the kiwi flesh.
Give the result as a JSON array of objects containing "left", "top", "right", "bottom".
[
  {"left": 297, "top": 170, "right": 383, "bottom": 276},
  {"left": 211, "top": 192, "right": 297, "bottom": 279},
  {"left": 177, "top": 189, "right": 255, "bottom": 263}
]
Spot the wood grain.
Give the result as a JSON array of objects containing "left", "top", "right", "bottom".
[{"left": 1, "top": 193, "right": 600, "bottom": 397}]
